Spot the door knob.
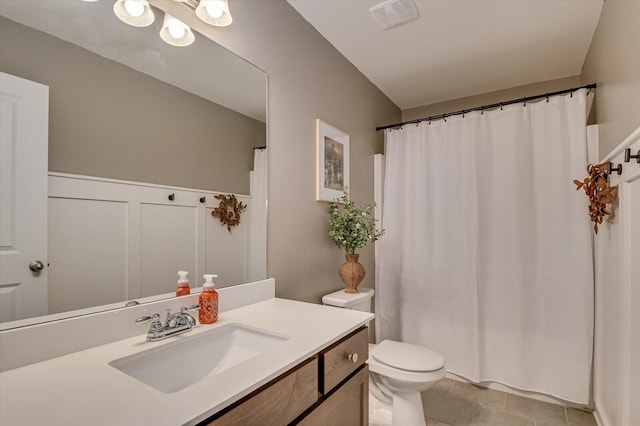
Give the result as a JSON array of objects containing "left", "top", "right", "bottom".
[{"left": 29, "top": 260, "right": 44, "bottom": 272}]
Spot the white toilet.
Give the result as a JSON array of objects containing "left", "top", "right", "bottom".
[{"left": 322, "top": 288, "right": 445, "bottom": 426}]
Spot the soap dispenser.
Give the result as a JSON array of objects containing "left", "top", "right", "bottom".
[
  {"left": 176, "top": 270, "right": 190, "bottom": 296},
  {"left": 198, "top": 274, "right": 219, "bottom": 324}
]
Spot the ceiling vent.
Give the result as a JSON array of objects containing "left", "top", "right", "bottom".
[{"left": 368, "top": 0, "right": 419, "bottom": 30}]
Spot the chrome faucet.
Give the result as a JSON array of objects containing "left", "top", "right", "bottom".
[{"left": 136, "top": 305, "right": 200, "bottom": 342}]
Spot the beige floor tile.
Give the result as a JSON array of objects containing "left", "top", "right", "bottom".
[
  {"left": 566, "top": 407, "right": 597, "bottom": 426},
  {"left": 422, "top": 388, "right": 474, "bottom": 426},
  {"left": 468, "top": 402, "right": 535, "bottom": 426},
  {"left": 426, "top": 417, "right": 453, "bottom": 426},
  {"left": 449, "top": 381, "right": 506, "bottom": 409},
  {"left": 503, "top": 394, "right": 567, "bottom": 425}
]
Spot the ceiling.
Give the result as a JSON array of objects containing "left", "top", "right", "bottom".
[{"left": 288, "top": 0, "right": 603, "bottom": 110}]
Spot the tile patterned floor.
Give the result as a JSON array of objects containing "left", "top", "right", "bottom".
[{"left": 421, "top": 379, "right": 597, "bottom": 426}]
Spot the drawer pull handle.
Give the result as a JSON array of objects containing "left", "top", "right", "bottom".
[{"left": 348, "top": 353, "right": 359, "bottom": 364}]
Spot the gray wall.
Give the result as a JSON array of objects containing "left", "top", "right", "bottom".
[
  {"left": 581, "top": 0, "right": 640, "bottom": 157},
  {"left": 158, "top": 1, "right": 401, "bottom": 303},
  {"left": 402, "top": 75, "right": 582, "bottom": 121},
  {"left": 0, "top": 16, "right": 265, "bottom": 194}
]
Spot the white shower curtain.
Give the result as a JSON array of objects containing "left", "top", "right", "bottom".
[
  {"left": 377, "top": 89, "right": 593, "bottom": 403},
  {"left": 247, "top": 148, "right": 267, "bottom": 281}
]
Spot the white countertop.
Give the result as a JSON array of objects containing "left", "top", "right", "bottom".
[{"left": 0, "top": 298, "right": 373, "bottom": 426}]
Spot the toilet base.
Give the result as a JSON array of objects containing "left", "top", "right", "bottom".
[
  {"left": 391, "top": 391, "right": 426, "bottom": 426},
  {"left": 369, "top": 383, "right": 427, "bottom": 426}
]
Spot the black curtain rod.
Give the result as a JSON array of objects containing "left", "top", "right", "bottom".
[
  {"left": 376, "top": 83, "right": 597, "bottom": 132},
  {"left": 253, "top": 146, "right": 266, "bottom": 150}
]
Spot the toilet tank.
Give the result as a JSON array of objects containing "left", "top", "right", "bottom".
[{"left": 322, "top": 288, "right": 374, "bottom": 312}]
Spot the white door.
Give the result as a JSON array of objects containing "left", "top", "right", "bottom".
[{"left": 0, "top": 72, "right": 49, "bottom": 323}]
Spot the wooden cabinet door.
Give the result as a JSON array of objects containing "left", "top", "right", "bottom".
[
  {"left": 207, "top": 358, "right": 318, "bottom": 426},
  {"left": 298, "top": 366, "right": 368, "bottom": 426}
]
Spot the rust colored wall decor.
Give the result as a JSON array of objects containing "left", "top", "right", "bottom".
[
  {"left": 211, "top": 194, "right": 247, "bottom": 232},
  {"left": 573, "top": 162, "right": 618, "bottom": 233}
]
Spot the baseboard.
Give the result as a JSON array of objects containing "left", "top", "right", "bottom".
[{"left": 592, "top": 407, "right": 610, "bottom": 426}]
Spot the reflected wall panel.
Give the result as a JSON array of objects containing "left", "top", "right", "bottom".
[
  {"left": 140, "top": 204, "right": 198, "bottom": 298},
  {"left": 48, "top": 197, "right": 128, "bottom": 313}
]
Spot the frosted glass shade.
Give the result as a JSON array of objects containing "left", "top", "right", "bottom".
[
  {"left": 160, "top": 13, "right": 195, "bottom": 47},
  {"left": 195, "top": 0, "right": 233, "bottom": 27},
  {"left": 113, "top": 0, "right": 155, "bottom": 27}
]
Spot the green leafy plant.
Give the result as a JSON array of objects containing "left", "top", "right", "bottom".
[{"left": 328, "top": 188, "right": 385, "bottom": 254}]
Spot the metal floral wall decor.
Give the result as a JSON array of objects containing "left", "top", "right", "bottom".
[
  {"left": 211, "top": 194, "right": 247, "bottom": 232},
  {"left": 573, "top": 162, "right": 618, "bottom": 233}
]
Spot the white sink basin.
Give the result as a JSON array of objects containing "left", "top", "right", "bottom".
[{"left": 109, "top": 323, "right": 289, "bottom": 393}]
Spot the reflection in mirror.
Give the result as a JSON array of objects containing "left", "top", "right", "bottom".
[{"left": 0, "top": 1, "right": 267, "bottom": 330}]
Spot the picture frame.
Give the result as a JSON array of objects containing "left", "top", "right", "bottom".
[{"left": 316, "top": 119, "right": 349, "bottom": 202}]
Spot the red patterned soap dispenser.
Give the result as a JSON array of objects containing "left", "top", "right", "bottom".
[{"left": 198, "top": 274, "right": 218, "bottom": 324}]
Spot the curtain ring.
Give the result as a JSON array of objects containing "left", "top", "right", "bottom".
[
  {"left": 428, "top": 118, "right": 432, "bottom": 125},
  {"left": 462, "top": 110, "right": 465, "bottom": 118},
  {"left": 500, "top": 103, "right": 503, "bottom": 111},
  {"left": 570, "top": 90, "right": 573, "bottom": 98},
  {"left": 480, "top": 107, "right": 484, "bottom": 115},
  {"left": 546, "top": 95, "right": 549, "bottom": 103},
  {"left": 443, "top": 114, "right": 447, "bottom": 123},
  {"left": 523, "top": 99, "right": 527, "bottom": 107}
]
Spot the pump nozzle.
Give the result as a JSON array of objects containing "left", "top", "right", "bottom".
[
  {"left": 203, "top": 274, "right": 218, "bottom": 284},
  {"left": 178, "top": 270, "right": 189, "bottom": 282}
]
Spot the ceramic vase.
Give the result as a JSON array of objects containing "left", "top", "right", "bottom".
[{"left": 339, "top": 253, "right": 365, "bottom": 294}]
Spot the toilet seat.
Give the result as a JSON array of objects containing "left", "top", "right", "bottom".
[{"left": 371, "top": 340, "right": 445, "bottom": 372}]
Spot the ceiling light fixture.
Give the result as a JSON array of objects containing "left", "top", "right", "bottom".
[
  {"left": 108, "top": 0, "right": 233, "bottom": 47},
  {"left": 195, "top": 0, "right": 232, "bottom": 27},
  {"left": 113, "top": 0, "right": 155, "bottom": 27},
  {"left": 160, "top": 13, "right": 195, "bottom": 47}
]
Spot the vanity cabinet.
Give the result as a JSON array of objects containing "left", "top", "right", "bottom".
[
  {"left": 297, "top": 366, "right": 368, "bottom": 426},
  {"left": 206, "top": 357, "right": 319, "bottom": 426},
  {"left": 200, "top": 327, "right": 369, "bottom": 426}
]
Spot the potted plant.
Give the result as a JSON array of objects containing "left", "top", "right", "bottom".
[{"left": 328, "top": 188, "right": 384, "bottom": 293}]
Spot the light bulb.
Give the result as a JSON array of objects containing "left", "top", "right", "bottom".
[
  {"left": 206, "top": 2, "right": 225, "bottom": 19},
  {"left": 124, "top": 0, "right": 144, "bottom": 17},
  {"left": 168, "top": 23, "right": 186, "bottom": 39}
]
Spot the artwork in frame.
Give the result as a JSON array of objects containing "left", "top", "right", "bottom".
[{"left": 316, "top": 119, "right": 349, "bottom": 202}]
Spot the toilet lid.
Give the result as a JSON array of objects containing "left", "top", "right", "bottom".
[{"left": 371, "top": 340, "right": 445, "bottom": 372}]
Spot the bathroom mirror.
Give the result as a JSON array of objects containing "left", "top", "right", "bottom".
[{"left": 0, "top": 1, "right": 267, "bottom": 329}]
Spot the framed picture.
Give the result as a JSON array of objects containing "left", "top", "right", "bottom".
[{"left": 316, "top": 119, "right": 349, "bottom": 202}]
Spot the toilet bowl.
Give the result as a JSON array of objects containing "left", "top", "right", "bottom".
[
  {"left": 368, "top": 340, "right": 445, "bottom": 426},
  {"left": 322, "top": 288, "right": 446, "bottom": 426}
]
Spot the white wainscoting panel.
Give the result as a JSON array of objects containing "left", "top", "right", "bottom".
[
  {"left": 47, "top": 173, "right": 250, "bottom": 313},
  {"left": 205, "top": 205, "right": 248, "bottom": 288},
  {"left": 48, "top": 197, "right": 128, "bottom": 314},
  {"left": 140, "top": 203, "right": 198, "bottom": 298},
  {"left": 594, "top": 126, "right": 640, "bottom": 426}
]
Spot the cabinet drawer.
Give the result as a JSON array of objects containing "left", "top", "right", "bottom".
[
  {"left": 207, "top": 357, "right": 318, "bottom": 426},
  {"left": 298, "top": 366, "right": 369, "bottom": 426},
  {"left": 320, "top": 327, "right": 368, "bottom": 394}
]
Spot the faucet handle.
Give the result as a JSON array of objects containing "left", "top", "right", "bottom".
[
  {"left": 181, "top": 304, "right": 200, "bottom": 313},
  {"left": 135, "top": 313, "right": 160, "bottom": 324}
]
